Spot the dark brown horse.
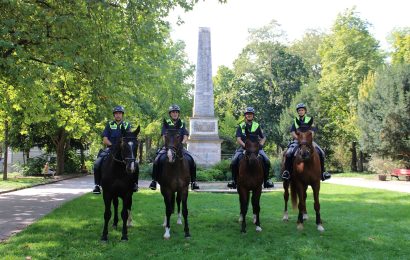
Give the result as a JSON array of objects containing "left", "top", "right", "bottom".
[
  {"left": 237, "top": 129, "right": 264, "bottom": 233},
  {"left": 157, "top": 119, "right": 191, "bottom": 239},
  {"left": 283, "top": 130, "right": 324, "bottom": 231},
  {"left": 100, "top": 126, "right": 140, "bottom": 241}
]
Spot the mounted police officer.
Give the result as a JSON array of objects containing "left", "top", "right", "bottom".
[
  {"left": 148, "top": 104, "right": 200, "bottom": 191},
  {"left": 92, "top": 106, "right": 138, "bottom": 194},
  {"left": 227, "top": 107, "right": 274, "bottom": 189},
  {"left": 281, "top": 103, "right": 331, "bottom": 181}
]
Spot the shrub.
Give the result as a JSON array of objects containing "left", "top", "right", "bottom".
[
  {"left": 197, "top": 168, "right": 223, "bottom": 181},
  {"left": 23, "top": 155, "right": 56, "bottom": 176},
  {"left": 368, "top": 156, "right": 407, "bottom": 175},
  {"left": 271, "top": 157, "right": 282, "bottom": 181},
  {"left": 138, "top": 163, "right": 153, "bottom": 179}
]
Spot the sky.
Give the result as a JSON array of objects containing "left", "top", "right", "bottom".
[{"left": 168, "top": 0, "right": 410, "bottom": 75}]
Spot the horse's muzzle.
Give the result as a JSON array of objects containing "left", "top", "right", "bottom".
[{"left": 125, "top": 159, "right": 136, "bottom": 173}]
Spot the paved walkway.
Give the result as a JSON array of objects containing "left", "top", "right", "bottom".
[
  {"left": 1, "top": 175, "right": 409, "bottom": 242},
  {"left": 326, "top": 177, "right": 410, "bottom": 193}
]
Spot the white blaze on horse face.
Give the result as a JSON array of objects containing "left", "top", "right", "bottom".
[{"left": 167, "top": 149, "right": 173, "bottom": 162}]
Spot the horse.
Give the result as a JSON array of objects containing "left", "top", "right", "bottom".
[
  {"left": 100, "top": 126, "right": 140, "bottom": 241},
  {"left": 284, "top": 130, "right": 324, "bottom": 232},
  {"left": 157, "top": 119, "right": 191, "bottom": 239},
  {"left": 237, "top": 128, "right": 264, "bottom": 233}
]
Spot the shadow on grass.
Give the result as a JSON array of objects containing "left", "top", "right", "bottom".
[{"left": 1, "top": 185, "right": 409, "bottom": 259}]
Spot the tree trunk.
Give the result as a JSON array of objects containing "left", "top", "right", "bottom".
[
  {"left": 3, "top": 120, "right": 9, "bottom": 180},
  {"left": 138, "top": 140, "right": 143, "bottom": 163},
  {"left": 54, "top": 128, "right": 67, "bottom": 176},
  {"left": 350, "top": 141, "right": 357, "bottom": 172},
  {"left": 358, "top": 151, "right": 364, "bottom": 172}
]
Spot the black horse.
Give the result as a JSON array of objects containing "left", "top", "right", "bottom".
[
  {"left": 157, "top": 119, "right": 191, "bottom": 239},
  {"left": 100, "top": 126, "right": 140, "bottom": 241}
]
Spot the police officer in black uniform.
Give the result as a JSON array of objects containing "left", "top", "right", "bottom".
[
  {"left": 227, "top": 107, "right": 274, "bottom": 189},
  {"left": 148, "top": 104, "right": 200, "bottom": 190},
  {"left": 92, "top": 106, "right": 138, "bottom": 194},
  {"left": 281, "top": 103, "right": 331, "bottom": 181}
]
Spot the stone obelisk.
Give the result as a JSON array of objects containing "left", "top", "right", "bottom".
[{"left": 187, "top": 27, "right": 222, "bottom": 167}]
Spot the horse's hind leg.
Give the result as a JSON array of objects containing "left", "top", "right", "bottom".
[
  {"left": 113, "top": 196, "right": 119, "bottom": 229},
  {"left": 252, "top": 189, "right": 262, "bottom": 232},
  {"left": 181, "top": 189, "right": 190, "bottom": 238},
  {"left": 303, "top": 186, "right": 308, "bottom": 220},
  {"left": 176, "top": 191, "right": 182, "bottom": 225},
  {"left": 101, "top": 194, "right": 113, "bottom": 242},
  {"left": 283, "top": 180, "right": 289, "bottom": 221},
  {"left": 296, "top": 184, "right": 306, "bottom": 230},
  {"left": 312, "top": 183, "right": 324, "bottom": 232},
  {"left": 163, "top": 192, "right": 174, "bottom": 239}
]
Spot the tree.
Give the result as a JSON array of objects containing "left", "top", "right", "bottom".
[
  {"left": 358, "top": 64, "right": 410, "bottom": 162},
  {"left": 390, "top": 28, "right": 410, "bottom": 65},
  {"left": 318, "top": 8, "right": 384, "bottom": 170}
]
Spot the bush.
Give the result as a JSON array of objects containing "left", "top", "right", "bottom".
[
  {"left": 23, "top": 155, "right": 56, "bottom": 176},
  {"left": 64, "top": 150, "right": 82, "bottom": 174},
  {"left": 368, "top": 156, "right": 407, "bottom": 175},
  {"left": 139, "top": 163, "right": 153, "bottom": 179},
  {"left": 197, "top": 168, "right": 223, "bottom": 181},
  {"left": 271, "top": 157, "right": 282, "bottom": 181}
]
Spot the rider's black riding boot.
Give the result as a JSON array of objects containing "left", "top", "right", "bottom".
[
  {"left": 92, "top": 163, "right": 102, "bottom": 194},
  {"left": 149, "top": 160, "right": 158, "bottom": 190},
  {"left": 282, "top": 156, "right": 293, "bottom": 180},
  {"left": 227, "top": 163, "right": 238, "bottom": 189},
  {"left": 318, "top": 152, "right": 331, "bottom": 181},
  {"left": 263, "top": 163, "right": 274, "bottom": 188},
  {"left": 188, "top": 158, "right": 200, "bottom": 190}
]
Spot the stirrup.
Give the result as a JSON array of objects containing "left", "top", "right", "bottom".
[
  {"left": 264, "top": 180, "right": 274, "bottom": 188},
  {"left": 282, "top": 170, "right": 290, "bottom": 180},
  {"left": 149, "top": 181, "right": 157, "bottom": 190},
  {"left": 227, "top": 181, "right": 237, "bottom": 189},
  {"left": 322, "top": 172, "right": 331, "bottom": 181},
  {"left": 92, "top": 185, "right": 101, "bottom": 194},
  {"left": 191, "top": 182, "right": 200, "bottom": 190}
]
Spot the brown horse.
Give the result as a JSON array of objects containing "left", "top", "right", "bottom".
[
  {"left": 237, "top": 129, "right": 264, "bottom": 233},
  {"left": 157, "top": 119, "right": 191, "bottom": 239},
  {"left": 283, "top": 130, "right": 324, "bottom": 232}
]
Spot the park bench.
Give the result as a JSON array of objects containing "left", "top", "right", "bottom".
[{"left": 390, "top": 169, "right": 410, "bottom": 181}]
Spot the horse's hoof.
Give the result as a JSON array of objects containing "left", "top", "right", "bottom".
[
  {"left": 317, "top": 225, "right": 325, "bottom": 232},
  {"left": 100, "top": 236, "right": 108, "bottom": 242},
  {"left": 297, "top": 223, "right": 304, "bottom": 230},
  {"left": 121, "top": 237, "right": 128, "bottom": 242},
  {"left": 282, "top": 217, "right": 289, "bottom": 222},
  {"left": 185, "top": 234, "right": 191, "bottom": 239},
  {"left": 256, "top": 226, "right": 262, "bottom": 232},
  {"left": 303, "top": 214, "right": 309, "bottom": 220},
  {"left": 163, "top": 235, "right": 170, "bottom": 240},
  {"left": 241, "top": 230, "right": 247, "bottom": 234},
  {"left": 112, "top": 225, "right": 118, "bottom": 230},
  {"left": 127, "top": 223, "right": 133, "bottom": 228}
]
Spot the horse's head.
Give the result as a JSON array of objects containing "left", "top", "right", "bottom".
[
  {"left": 296, "top": 130, "right": 314, "bottom": 161},
  {"left": 118, "top": 126, "right": 140, "bottom": 174},
  {"left": 163, "top": 118, "right": 182, "bottom": 163},
  {"left": 244, "top": 127, "right": 261, "bottom": 165}
]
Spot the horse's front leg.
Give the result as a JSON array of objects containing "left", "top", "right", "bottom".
[
  {"left": 181, "top": 189, "right": 190, "bottom": 238},
  {"left": 252, "top": 188, "right": 262, "bottom": 232},
  {"left": 162, "top": 192, "right": 174, "bottom": 239},
  {"left": 297, "top": 186, "right": 306, "bottom": 230},
  {"left": 176, "top": 191, "right": 182, "bottom": 225},
  {"left": 101, "top": 194, "right": 113, "bottom": 242},
  {"left": 239, "top": 188, "right": 249, "bottom": 233},
  {"left": 283, "top": 180, "right": 290, "bottom": 221},
  {"left": 113, "top": 196, "right": 119, "bottom": 229},
  {"left": 312, "top": 183, "right": 324, "bottom": 232},
  {"left": 303, "top": 186, "right": 309, "bottom": 220},
  {"left": 120, "top": 195, "right": 132, "bottom": 241}
]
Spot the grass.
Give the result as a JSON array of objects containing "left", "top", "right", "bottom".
[
  {"left": 331, "top": 171, "right": 380, "bottom": 180},
  {"left": 0, "top": 173, "right": 50, "bottom": 191},
  {"left": 1, "top": 184, "right": 410, "bottom": 259}
]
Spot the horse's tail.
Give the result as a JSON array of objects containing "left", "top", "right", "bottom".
[{"left": 290, "top": 180, "right": 298, "bottom": 209}]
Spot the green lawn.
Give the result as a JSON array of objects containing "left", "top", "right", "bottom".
[
  {"left": 1, "top": 184, "right": 409, "bottom": 259},
  {"left": 0, "top": 173, "right": 50, "bottom": 191}
]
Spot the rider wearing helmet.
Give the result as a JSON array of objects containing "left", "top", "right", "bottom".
[
  {"left": 281, "top": 103, "right": 331, "bottom": 181},
  {"left": 92, "top": 106, "right": 138, "bottom": 194},
  {"left": 148, "top": 104, "right": 200, "bottom": 190},
  {"left": 227, "top": 107, "right": 274, "bottom": 189}
]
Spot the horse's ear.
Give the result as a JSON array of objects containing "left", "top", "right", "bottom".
[
  {"left": 244, "top": 125, "right": 250, "bottom": 138},
  {"left": 163, "top": 118, "right": 168, "bottom": 129},
  {"left": 134, "top": 125, "right": 140, "bottom": 136},
  {"left": 121, "top": 125, "right": 127, "bottom": 136}
]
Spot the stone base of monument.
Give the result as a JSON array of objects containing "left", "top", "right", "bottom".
[{"left": 187, "top": 117, "right": 222, "bottom": 167}]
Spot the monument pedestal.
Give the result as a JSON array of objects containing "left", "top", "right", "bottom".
[{"left": 187, "top": 117, "right": 222, "bottom": 166}]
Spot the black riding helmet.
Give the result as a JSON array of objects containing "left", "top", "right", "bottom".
[
  {"left": 244, "top": 106, "right": 255, "bottom": 115},
  {"left": 296, "top": 103, "right": 307, "bottom": 111},
  {"left": 168, "top": 104, "right": 181, "bottom": 114},
  {"left": 113, "top": 105, "right": 125, "bottom": 114}
]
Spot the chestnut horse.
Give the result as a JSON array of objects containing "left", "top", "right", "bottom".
[
  {"left": 157, "top": 119, "right": 191, "bottom": 239},
  {"left": 101, "top": 126, "right": 140, "bottom": 241},
  {"left": 283, "top": 130, "right": 324, "bottom": 232},
  {"left": 237, "top": 129, "right": 264, "bottom": 233}
]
